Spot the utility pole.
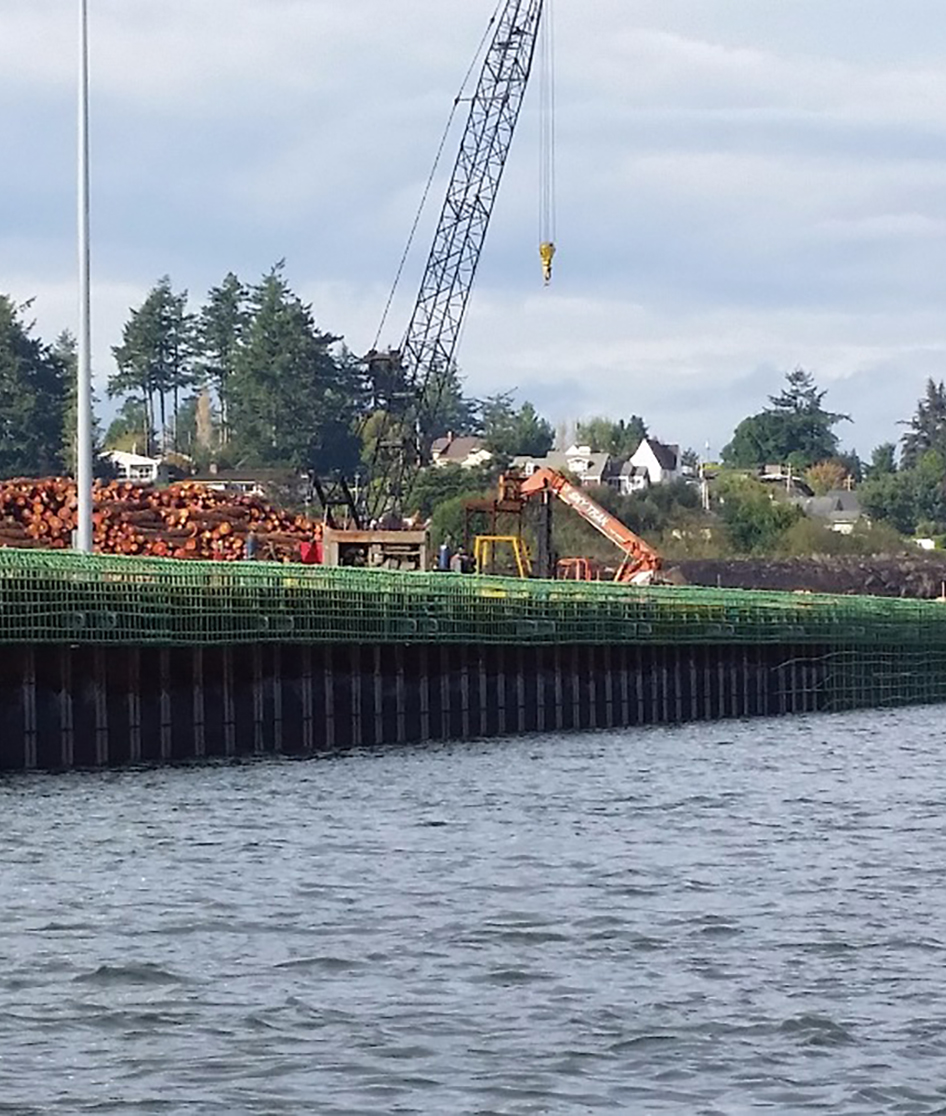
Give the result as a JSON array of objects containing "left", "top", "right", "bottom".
[
  {"left": 701, "top": 440, "right": 711, "bottom": 512},
  {"left": 75, "top": 0, "right": 93, "bottom": 552}
]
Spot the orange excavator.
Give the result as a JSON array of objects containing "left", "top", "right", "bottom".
[{"left": 520, "top": 467, "right": 662, "bottom": 584}]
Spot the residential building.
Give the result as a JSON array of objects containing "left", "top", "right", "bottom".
[
  {"left": 190, "top": 467, "right": 307, "bottom": 504},
  {"left": 758, "top": 464, "right": 814, "bottom": 498},
  {"left": 430, "top": 434, "right": 493, "bottom": 470},
  {"left": 793, "top": 490, "right": 865, "bottom": 535},
  {"left": 104, "top": 450, "right": 169, "bottom": 485},
  {"left": 628, "top": 438, "right": 682, "bottom": 487},
  {"left": 511, "top": 444, "right": 613, "bottom": 487},
  {"left": 616, "top": 462, "right": 651, "bottom": 495}
]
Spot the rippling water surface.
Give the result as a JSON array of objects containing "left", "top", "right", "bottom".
[{"left": 4, "top": 706, "right": 946, "bottom": 1113}]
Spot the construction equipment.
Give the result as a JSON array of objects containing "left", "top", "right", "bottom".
[
  {"left": 321, "top": 525, "right": 429, "bottom": 572},
  {"left": 350, "top": 0, "right": 547, "bottom": 531},
  {"left": 557, "top": 556, "right": 604, "bottom": 581},
  {"left": 520, "top": 468, "right": 662, "bottom": 584},
  {"left": 474, "top": 534, "right": 531, "bottom": 578},
  {"left": 463, "top": 470, "right": 556, "bottom": 579},
  {"left": 316, "top": 1, "right": 549, "bottom": 570}
]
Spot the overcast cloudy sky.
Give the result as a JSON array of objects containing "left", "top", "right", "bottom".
[{"left": 3, "top": 0, "right": 946, "bottom": 458}]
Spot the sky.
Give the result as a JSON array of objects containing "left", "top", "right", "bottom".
[{"left": 3, "top": 0, "right": 946, "bottom": 460}]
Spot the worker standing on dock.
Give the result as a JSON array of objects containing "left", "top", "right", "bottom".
[
  {"left": 438, "top": 538, "right": 453, "bottom": 571},
  {"left": 245, "top": 531, "right": 258, "bottom": 561}
]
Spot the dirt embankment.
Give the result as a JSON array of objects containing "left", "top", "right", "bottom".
[{"left": 673, "top": 555, "right": 946, "bottom": 599}]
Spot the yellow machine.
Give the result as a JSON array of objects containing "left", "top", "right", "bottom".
[{"left": 473, "top": 535, "right": 531, "bottom": 579}]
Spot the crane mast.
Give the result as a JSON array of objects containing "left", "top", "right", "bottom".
[{"left": 365, "top": 0, "right": 545, "bottom": 520}]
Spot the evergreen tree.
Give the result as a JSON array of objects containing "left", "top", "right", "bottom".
[
  {"left": 900, "top": 379, "right": 946, "bottom": 468},
  {"left": 104, "top": 397, "right": 152, "bottom": 454},
  {"left": 866, "top": 442, "right": 897, "bottom": 478},
  {"left": 0, "top": 297, "right": 68, "bottom": 477},
  {"left": 227, "top": 264, "right": 361, "bottom": 472},
  {"left": 422, "top": 363, "right": 480, "bottom": 440},
  {"left": 481, "top": 392, "right": 554, "bottom": 457},
  {"left": 55, "top": 330, "right": 80, "bottom": 472},
  {"left": 110, "top": 277, "right": 196, "bottom": 454},
  {"left": 54, "top": 330, "right": 109, "bottom": 476},
  {"left": 723, "top": 368, "right": 849, "bottom": 469},
  {"left": 198, "top": 272, "right": 249, "bottom": 445}
]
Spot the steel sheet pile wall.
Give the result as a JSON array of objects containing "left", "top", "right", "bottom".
[{"left": 0, "top": 551, "right": 943, "bottom": 769}]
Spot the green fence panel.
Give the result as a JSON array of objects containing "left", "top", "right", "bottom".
[{"left": 1, "top": 549, "right": 946, "bottom": 648}]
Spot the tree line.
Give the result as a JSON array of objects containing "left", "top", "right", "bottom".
[
  {"left": 5, "top": 271, "right": 946, "bottom": 545},
  {"left": 103, "top": 265, "right": 562, "bottom": 477},
  {"left": 718, "top": 366, "right": 946, "bottom": 541}
]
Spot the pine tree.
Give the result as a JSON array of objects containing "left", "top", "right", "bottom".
[
  {"left": 110, "top": 277, "right": 196, "bottom": 454},
  {"left": 227, "top": 264, "right": 359, "bottom": 472},
  {"left": 0, "top": 297, "right": 68, "bottom": 478},
  {"left": 900, "top": 379, "right": 946, "bottom": 469},
  {"left": 480, "top": 392, "right": 554, "bottom": 456},
  {"left": 54, "top": 330, "right": 106, "bottom": 476},
  {"left": 723, "top": 368, "right": 849, "bottom": 469},
  {"left": 198, "top": 272, "right": 249, "bottom": 445}
]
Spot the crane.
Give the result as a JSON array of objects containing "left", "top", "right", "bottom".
[
  {"left": 520, "top": 468, "right": 663, "bottom": 583},
  {"left": 358, "top": 0, "right": 548, "bottom": 526}
]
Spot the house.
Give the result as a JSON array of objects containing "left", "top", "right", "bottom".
[
  {"left": 511, "top": 445, "right": 613, "bottom": 488},
  {"left": 758, "top": 464, "right": 814, "bottom": 498},
  {"left": 430, "top": 433, "right": 493, "bottom": 470},
  {"left": 104, "top": 450, "right": 169, "bottom": 485},
  {"left": 616, "top": 462, "right": 651, "bottom": 495},
  {"left": 190, "top": 467, "right": 307, "bottom": 505},
  {"left": 627, "top": 438, "right": 682, "bottom": 487},
  {"left": 620, "top": 435, "right": 678, "bottom": 488},
  {"left": 196, "top": 474, "right": 267, "bottom": 498},
  {"left": 793, "top": 490, "right": 865, "bottom": 535}
]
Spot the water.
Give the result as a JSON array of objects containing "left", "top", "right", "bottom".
[{"left": 3, "top": 706, "right": 946, "bottom": 1114}]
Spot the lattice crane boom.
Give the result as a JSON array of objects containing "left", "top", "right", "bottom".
[
  {"left": 365, "top": 0, "right": 545, "bottom": 520},
  {"left": 405, "top": 0, "right": 544, "bottom": 413}
]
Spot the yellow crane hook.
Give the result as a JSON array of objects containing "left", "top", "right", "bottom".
[{"left": 539, "top": 240, "right": 556, "bottom": 285}]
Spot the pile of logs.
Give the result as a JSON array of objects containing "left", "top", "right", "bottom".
[{"left": 0, "top": 478, "right": 322, "bottom": 561}]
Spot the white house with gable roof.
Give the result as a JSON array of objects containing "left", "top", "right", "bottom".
[
  {"left": 627, "top": 438, "right": 681, "bottom": 487},
  {"left": 104, "top": 450, "right": 168, "bottom": 484}
]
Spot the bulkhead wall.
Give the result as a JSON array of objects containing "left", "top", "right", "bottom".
[{"left": 0, "top": 640, "right": 941, "bottom": 770}]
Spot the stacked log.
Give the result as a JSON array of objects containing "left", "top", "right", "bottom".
[{"left": 0, "top": 478, "right": 322, "bottom": 561}]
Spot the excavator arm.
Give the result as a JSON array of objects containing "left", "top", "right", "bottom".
[{"left": 520, "top": 467, "right": 662, "bottom": 581}]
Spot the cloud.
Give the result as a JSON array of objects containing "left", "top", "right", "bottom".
[{"left": 3, "top": 0, "right": 946, "bottom": 460}]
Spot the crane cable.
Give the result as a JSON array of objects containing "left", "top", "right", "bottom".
[
  {"left": 539, "top": 0, "right": 557, "bottom": 285},
  {"left": 373, "top": 1, "right": 505, "bottom": 351}
]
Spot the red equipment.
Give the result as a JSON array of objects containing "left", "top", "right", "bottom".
[
  {"left": 520, "top": 468, "right": 662, "bottom": 583},
  {"left": 556, "top": 556, "right": 604, "bottom": 581}
]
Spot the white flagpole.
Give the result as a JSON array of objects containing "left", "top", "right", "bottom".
[{"left": 76, "top": 0, "right": 93, "bottom": 552}]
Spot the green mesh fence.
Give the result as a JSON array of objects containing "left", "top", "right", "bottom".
[{"left": 1, "top": 548, "right": 945, "bottom": 649}]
